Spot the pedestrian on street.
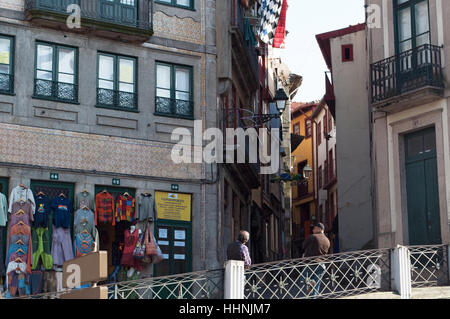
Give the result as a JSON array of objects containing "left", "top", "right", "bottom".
[
  {"left": 301, "top": 222, "right": 330, "bottom": 297},
  {"left": 227, "top": 230, "right": 252, "bottom": 270}
]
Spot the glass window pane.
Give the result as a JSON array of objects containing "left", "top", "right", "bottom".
[
  {"left": 415, "top": 1, "right": 430, "bottom": 36},
  {"left": 176, "top": 91, "right": 190, "bottom": 101},
  {"left": 0, "top": 64, "right": 9, "bottom": 74},
  {"left": 407, "top": 134, "right": 423, "bottom": 157},
  {"left": 58, "top": 47, "right": 75, "bottom": 75},
  {"left": 99, "top": 79, "right": 114, "bottom": 90},
  {"left": 119, "top": 82, "right": 134, "bottom": 93},
  {"left": 58, "top": 73, "right": 74, "bottom": 84},
  {"left": 157, "top": 88, "right": 171, "bottom": 98},
  {"left": 176, "top": 0, "right": 190, "bottom": 6},
  {"left": 37, "top": 70, "right": 53, "bottom": 80},
  {"left": 0, "top": 38, "right": 11, "bottom": 69},
  {"left": 157, "top": 65, "right": 171, "bottom": 89},
  {"left": 424, "top": 130, "right": 436, "bottom": 153},
  {"left": 119, "top": 58, "right": 134, "bottom": 84},
  {"left": 99, "top": 55, "right": 114, "bottom": 81},
  {"left": 37, "top": 44, "right": 53, "bottom": 71},
  {"left": 175, "top": 68, "right": 190, "bottom": 92},
  {"left": 398, "top": 8, "right": 411, "bottom": 43}
]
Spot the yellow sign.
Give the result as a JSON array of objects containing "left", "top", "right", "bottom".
[{"left": 155, "top": 191, "right": 192, "bottom": 222}]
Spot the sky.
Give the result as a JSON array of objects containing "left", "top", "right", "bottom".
[{"left": 278, "top": 0, "right": 366, "bottom": 102}]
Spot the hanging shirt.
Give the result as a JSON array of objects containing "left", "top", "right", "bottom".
[
  {"left": 95, "top": 192, "right": 115, "bottom": 225},
  {"left": 8, "top": 223, "right": 32, "bottom": 274},
  {"left": 115, "top": 194, "right": 136, "bottom": 224},
  {"left": 34, "top": 194, "right": 51, "bottom": 228},
  {"left": 74, "top": 208, "right": 95, "bottom": 228},
  {"left": 138, "top": 194, "right": 155, "bottom": 221},
  {"left": 75, "top": 191, "right": 95, "bottom": 211},
  {"left": 73, "top": 232, "right": 94, "bottom": 258},
  {"left": 8, "top": 186, "right": 35, "bottom": 213},
  {"left": 51, "top": 196, "right": 73, "bottom": 229},
  {"left": 10, "top": 201, "right": 34, "bottom": 227},
  {"left": 0, "top": 192, "right": 8, "bottom": 227}
]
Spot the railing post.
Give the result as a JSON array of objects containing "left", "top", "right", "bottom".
[
  {"left": 224, "top": 260, "right": 245, "bottom": 299},
  {"left": 391, "top": 245, "right": 412, "bottom": 299}
]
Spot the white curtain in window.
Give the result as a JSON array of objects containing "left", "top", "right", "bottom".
[
  {"left": 99, "top": 55, "right": 114, "bottom": 90},
  {"left": 157, "top": 64, "right": 171, "bottom": 98},
  {"left": 0, "top": 38, "right": 10, "bottom": 74},
  {"left": 58, "top": 48, "right": 75, "bottom": 84},
  {"left": 175, "top": 68, "right": 190, "bottom": 101},
  {"left": 37, "top": 45, "right": 53, "bottom": 80}
]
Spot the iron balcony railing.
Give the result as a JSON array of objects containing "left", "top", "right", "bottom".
[
  {"left": 97, "top": 88, "right": 138, "bottom": 111},
  {"left": 0, "top": 73, "right": 14, "bottom": 94},
  {"left": 25, "top": 0, "right": 153, "bottom": 31},
  {"left": 409, "top": 245, "right": 449, "bottom": 288},
  {"left": 155, "top": 96, "right": 194, "bottom": 119},
  {"left": 34, "top": 78, "right": 78, "bottom": 103},
  {"left": 370, "top": 44, "right": 444, "bottom": 104},
  {"left": 244, "top": 248, "right": 391, "bottom": 299},
  {"left": 231, "top": 0, "right": 259, "bottom": 81},
  {"left": 106, "top": 269, "right": 224, "bottom": 299}
]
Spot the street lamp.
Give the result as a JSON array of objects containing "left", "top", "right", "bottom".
[
  {"left": 303, "top": 164, "right": 312, "bottom": 180},
  {"left": 274, "top": 87, "right": 289, "bottom": 113}
]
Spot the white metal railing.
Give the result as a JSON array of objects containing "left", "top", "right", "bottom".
[
  {"left": 8, "top": 244, "right": 450, "bottom": 299},
  {"left": 243, "top": 248, "right": 391, "bottom": 299}
]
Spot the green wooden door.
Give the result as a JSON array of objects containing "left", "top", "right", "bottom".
[{"left": 405, "top": 127, "right": 441, "bottom": 245}]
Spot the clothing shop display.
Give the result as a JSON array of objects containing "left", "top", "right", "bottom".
[
  {"left": 51, "top": 226, "right": 74, "bottom": 266},
  {"left": 138, "top": 193, "right": 155, "bottom": 221},
  {"left": 95, "top": 191, "right": 115, "bottom": 225},
  {"left": 31, "top": 227, "right": 53, "bottom": 270},
  {"left": 120, "top": 228, "right": 142, "bottom": 272},
  {"left": 34, "top": 193, "right": 51, "bottom": 228},
  {"left": 30, "top": 270, "right": 44, "bottom": 295},
  {"left": 7, "top": 270, "right": 29, "bottom": 297},
  {"left": 8, "top": 185, "right": 35, "bottom": 213},
  {"left": 115, "top": 193, "right": 136, "bottom": 224},
  {"left": 74, "top": 208, "right": 95, "bottom": 229},
  {"left": 73, "top": 231, "right": 95, "bottom": 258},
  {"left": 0, "top": 192, "right": 7, "bottom": 227},
  {"left": 9, "top": 201, "right": 34, "bottom": 227},
  {"left": 51, "top": 195, "right": 72, "bottom": 229},
  {"left": 7, "top": 222, "right": 32, "bottom": 274},
  {"left": 75, "top": 191, "right": 95, "bottom": 211}
]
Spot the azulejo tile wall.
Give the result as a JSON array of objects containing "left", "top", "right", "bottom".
[
  {"left": 153, "top": 11, "right": 204, "bottom": 45},
  {"left": 0, "top": 123, "right": 203, "bottom": 179}
]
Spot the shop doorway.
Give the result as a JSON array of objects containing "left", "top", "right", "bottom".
[
  {"left": 94, "top": 185, "right": 136, "bottom": 274},
  {"left": 153, "top": 221, "right": 192, "bottom": 277},
  {"left": 30, "top": 180, "right": 75, "bottom": 238},
  {"left": 405, "top": 127, "right": 442, "bottom": 245}
]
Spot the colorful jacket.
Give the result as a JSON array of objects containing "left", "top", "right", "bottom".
[
  {"left": 95, "top": 192, "right": 115, "bottom": 225},
  {"left": 115, "top": 194, "right": 136, "bottom": 224}
]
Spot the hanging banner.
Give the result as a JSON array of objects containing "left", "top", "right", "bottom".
[{"left": 155, "top": 191, "right": 192, "bottom": 222}]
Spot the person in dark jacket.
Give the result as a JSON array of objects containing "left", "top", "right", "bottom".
[
  {"left": 301, "top": 223, "right": 330, "bottom": 297},
  {"left": 227, "top": 230, "right": 252, "bottom": 269}
]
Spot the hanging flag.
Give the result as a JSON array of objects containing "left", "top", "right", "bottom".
[
  {"left": 257, "top": 0, "right": 284, "bottom": 45},
  {"left": 272, "top": 0, "right": 287, "bottom": 48}
]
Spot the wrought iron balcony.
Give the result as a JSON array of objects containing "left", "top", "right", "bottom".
[
  {"left": 34, "top": 78, "right": 78, "bottom": 103},
  {"left": 25, "top": 0, "right": 153, "bottom": 42},
  {"left": 155, "top": 96, "right": 193, "bottom": 119},
  {"left": 0, "top": 73, "right": 14, "bottom": 94},
  {"left": 97, "top": 88, "right": 138, "bottom": 111},
  {"left": 370, "top": 44, "right": 444, "bottom": 108}
]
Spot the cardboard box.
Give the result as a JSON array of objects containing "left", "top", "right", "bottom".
[
  {"left": 60, "top": 286, "right": 108, "bottom": 299},
  {"left": 62, "top": 251, "right": 108, "bottom": 288}
]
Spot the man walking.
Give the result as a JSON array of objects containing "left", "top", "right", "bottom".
[
  {"left": 227, "top": 230, "right": 252, "bottom": 269},
  {"left": 302, "top": 223, "right": 330, "bottom": 297}
]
